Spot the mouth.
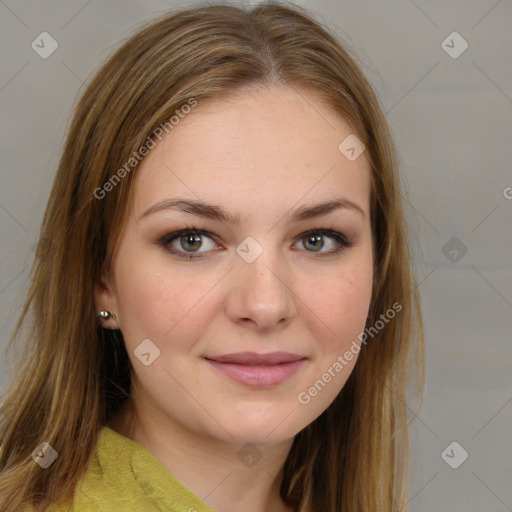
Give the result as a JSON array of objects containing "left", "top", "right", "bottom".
[{"left": 204, "top": 351, "right": 307, "bottom": 388}]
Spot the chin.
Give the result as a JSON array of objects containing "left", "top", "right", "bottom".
[
  {"left": 215, "top": 409, "right": 306, "bottom": 446},
  {"left": 225, "top": 428, "right": 297, "bottom": 447}
]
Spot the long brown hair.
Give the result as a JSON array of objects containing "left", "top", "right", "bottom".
[{"left": 0, "top": 2, "right": 424, "bottom": 510}]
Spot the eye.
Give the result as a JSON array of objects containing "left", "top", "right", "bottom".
[
  {"left": 294, "top": 229, "right": 353, "bottom": 256},
  {"left": 158, "top": 226, "right": 218, "bottom": 260},
  {"left": 158, "top": 226, "right": 354, "bottom": 261}
]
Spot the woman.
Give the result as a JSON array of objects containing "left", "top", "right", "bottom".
[{"left": 0, "top": 2, "right": 424, "bottom": 511}]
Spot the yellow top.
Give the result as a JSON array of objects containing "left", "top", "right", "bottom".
[{"left": 38, "top": 426, "right": 216, "bottom": 512}]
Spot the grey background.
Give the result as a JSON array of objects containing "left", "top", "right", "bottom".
[{"left": 1, "top": 0, "right": 511, "bottom": 510}]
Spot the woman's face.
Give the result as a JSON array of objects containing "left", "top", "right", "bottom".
[{"left": 95, "top": 85, "right": 373, "bottom": 445}]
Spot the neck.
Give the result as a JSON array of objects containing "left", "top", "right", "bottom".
[{"left": 108, "top": 398, "right": 296, "bottom": 512}]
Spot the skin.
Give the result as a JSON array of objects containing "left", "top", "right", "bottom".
[{"left": 95, "top": 84, "right": 373, "bottom": 512}]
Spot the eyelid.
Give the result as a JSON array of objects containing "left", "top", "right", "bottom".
[
  {"left": 158, "top": 227, "right": 219, "bottom": 249},
  {"left": 158, "top": 225, "right": 354, "bottom": 261}
]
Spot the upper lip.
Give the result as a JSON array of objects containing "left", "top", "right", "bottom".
[{"left": 206, "top": 351, "right": 306, "bottom": 365}]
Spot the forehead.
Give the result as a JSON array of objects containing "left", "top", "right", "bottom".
[{"left": 131, "top": 85, "right": 371, "bottom": 223}]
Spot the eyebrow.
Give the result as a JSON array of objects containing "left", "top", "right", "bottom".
[{"left": 139, "top": 197, "right": 366, "bottom": 224}]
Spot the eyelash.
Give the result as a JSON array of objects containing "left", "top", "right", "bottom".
[{"left": 157, "top": 224, "right": 354, "bottom": 261}]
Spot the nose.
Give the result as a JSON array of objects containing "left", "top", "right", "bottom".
[{"left": 226, "top": 243, "right": 296, "bottom": 332}]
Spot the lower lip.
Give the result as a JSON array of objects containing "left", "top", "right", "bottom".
[{"left": 206, "top": 359, "right": 305, "bottom": 388}]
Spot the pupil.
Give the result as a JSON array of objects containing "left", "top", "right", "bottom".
[
  {"left": 307, "top": 234, "right": 322, "bottom": 251},
  {"left": 183, "top": 233, "right": 201, "bottom": 251}
]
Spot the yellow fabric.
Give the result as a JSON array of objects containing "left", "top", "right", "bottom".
[{"left": 38, "top": 426, "right": 217, "bottom": 512}]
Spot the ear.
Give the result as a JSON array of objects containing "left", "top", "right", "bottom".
[{"left": 94, "top": 265, "right": 119, "bottom": 330}]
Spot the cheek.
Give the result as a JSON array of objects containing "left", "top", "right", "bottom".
[
  {"left": 113, "top": 250, "right": 217, "bottom": 346},
  {"left": 303, "top": 265, "right": 372, "bottom": 355},
  {"left": 112, "top": 251, "right": 179, "bottom": 343}
]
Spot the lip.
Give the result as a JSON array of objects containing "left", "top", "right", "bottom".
[{"left": 205, "top": 351, "right": 307, "bottom": 388}]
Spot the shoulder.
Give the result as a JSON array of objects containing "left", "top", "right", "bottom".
[{"left": 24, "top": 426, "right": 214, "bottom": 512}]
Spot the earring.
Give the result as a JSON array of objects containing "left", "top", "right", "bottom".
[{"left": 97, "top": 310, "right": 116, "bottom": 321}]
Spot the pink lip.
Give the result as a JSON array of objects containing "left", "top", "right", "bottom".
[{"left": 205, "top": 351, "right": 306, "bottom": 387}]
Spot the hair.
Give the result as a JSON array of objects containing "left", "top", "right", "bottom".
[{"left": 0, "top": 2, "right": 424, "bottom": 510}]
